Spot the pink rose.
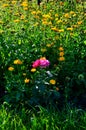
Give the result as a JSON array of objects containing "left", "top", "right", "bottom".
[
  {"left": 32, "top": 59, "right": 40, "bottom": 68},
  {"left": 40, "top": 59, "right": 50, "bottom": 68},
  {"left": 32, "top": 58, "right": 50, "bottom": 68}
]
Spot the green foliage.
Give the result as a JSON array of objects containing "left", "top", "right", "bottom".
[{"left": 0, "top": 0, "right": 86, "bottom": 110}]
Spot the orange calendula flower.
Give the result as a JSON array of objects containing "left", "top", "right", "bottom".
[
  {"left": 8, "top": 67, "right": 14, "bottom": 71},
  {"left": 31, "top": 68, "right": 36, "bottom": 72},
  {"left": 64, "top": 13, "right": 70, "bottom": 18},
  {"left": 50, "top": 79, "right": 56, "bottom": 85},
  {"left": 14, "top": 59, "right": 22, "bottom": 64},
  {"left": 59, "top": 52, "right": 64, "bottom": 56},
  {"left": 40, "top": 57, "right": 46, "bottom": 60},
  {"left": 59, "top": 47, "right": 64, "bottom": 51},
  {"left": 59, "top": 57, "right": 65, "bottom": 61},
  {"left": 24, "top": 78, "right": 30, "bottom": 83}
]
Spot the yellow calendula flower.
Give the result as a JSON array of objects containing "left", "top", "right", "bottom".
[
  {"left": 42, "top": 14, "right": 51, "bottom": 19},
  {"left": 21, "top": 2, "right": 28, "bottom": 7},
  {"left": 64, "top": 13, "right": 70, "bottom": 18},
  {"left": 58, "top": 29, "right": 64, "bottom": 33},
  {"left": 31, "top": 11, "right": 37, "bottom": 15},
  {"left": 8, "top": 67, "right": 14, "bottom": 71},
  {"left": 70, "top": 11, "right": 75, "bottom": 15},
  {"left": 14, "top": 59, "right": 22, "bottom": 65},
  {"left": 56, "top": 20, "right": 62, "bottom": 24},
  {"left": 31, "top": 68, "right": 36, "bottom": 72},
  {"left": 67, "top": 28, "right": 73, "bottom": 31},
  {"left": 2, "top": 4, "right": 9, "bottom": 7},
  {"left": 72, "top": 25, "right": 78, "bottom": 28},
  {"left": 42, "top": 21, "right": 48, "bottom": 25},
  {"left": 14, "top": 19, "right": 20, "bottom": 23},
  {"left": 23, "top": 7, "right": 28, "bottom": 11},
  {"left": 55, "top": 14, "right": 59, "bottom": 17},
  {"left": 77, "top": 21, "right": 83, "bottom": 25},
  {"left": 50, "top": 79, "right": 56, "bottom": 85},
  {"left": 20, "top": 15, "right": 25, "bottom": 20},
  {"left": 24, "top": 78, "right": 30, "bottom": 83},
  {"left": 59, "top": 57, "right": 65, "bottom": 61},
  {"left": 51, "top": 27, "right": 59, "bottom": 32}
]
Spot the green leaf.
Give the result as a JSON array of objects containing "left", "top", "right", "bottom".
[{"left": 84, "top": 40, "right": 86, "bottom": 45}]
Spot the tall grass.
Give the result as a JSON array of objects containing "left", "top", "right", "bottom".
[{"left": 0, "top": 103, "right": 86, "bottom": 130}]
